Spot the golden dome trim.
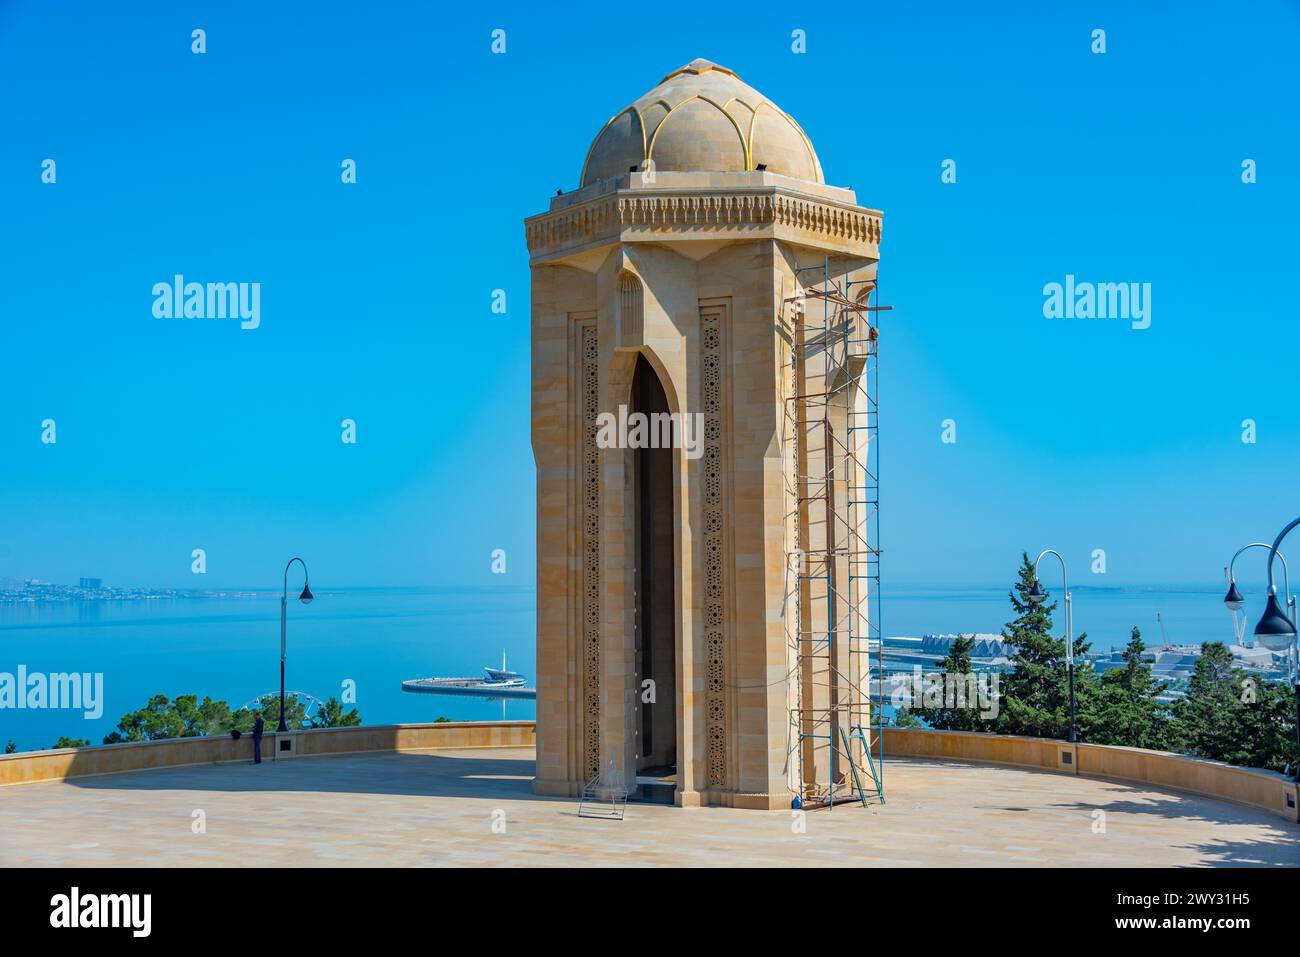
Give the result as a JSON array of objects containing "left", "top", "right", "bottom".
[
  {"left": 647, "top": 94, "right": 750, "bottom": 172},
  {"left": 579, "top": 106, "right": 648, "bottom": 186},
  {"left": 577, "top": 59, "right": 824, "bottom": 186},
  {"left": 657, "top": 58, "right": 738, "bottom": 84},
  {"left": 747, "top": 101, "right": 823, "bottom": 182}
]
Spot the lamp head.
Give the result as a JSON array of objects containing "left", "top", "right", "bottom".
[
  {"left": 298, "top": 583, "right": 314, "bottom": 605},
  {"left": 1223, "top": 579, "right": 1245, "bottom": 612},
  {"left": 1026, "top": 581, "right": 1047, "bottom": 606},
  {"left": 1253, "top": 590, "right": 1296, "bottom": 652}
]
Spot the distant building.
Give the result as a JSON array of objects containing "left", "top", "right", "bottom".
[
  {"left": 79, "top": 577, "right": 103, "bottom": 589},
  {"left": 1091, "top": 642, "right": 1284, "bottom": 685},
  {"left": 917, "top": 633, "right": 1012, "bottom": 659},
  {"left": 882, "top": 634, "right": 1013, "bottom": 668}
]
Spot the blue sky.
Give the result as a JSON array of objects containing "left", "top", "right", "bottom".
[{"left": 1, "top": 0, "right": 1298, "bottom": 591}]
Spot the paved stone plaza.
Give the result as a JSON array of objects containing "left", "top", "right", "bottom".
[{"left": 2, "top": 747, "right": 1296, "bottom": 867}]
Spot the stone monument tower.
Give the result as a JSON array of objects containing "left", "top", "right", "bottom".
[{"left": 527, "top": 59, "right": 884, "bottom": 809}]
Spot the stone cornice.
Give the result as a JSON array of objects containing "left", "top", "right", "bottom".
[{"left": 525, "top": 186, "right": 882, "bottom": 265}]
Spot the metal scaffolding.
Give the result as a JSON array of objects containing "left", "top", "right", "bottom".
[{"left": 782, "top": 256, "right": 888, "bottom": 810}]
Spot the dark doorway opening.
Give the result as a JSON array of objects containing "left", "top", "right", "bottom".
[{"left": 631, "top": 355, "right": 677, "bottom": 786}]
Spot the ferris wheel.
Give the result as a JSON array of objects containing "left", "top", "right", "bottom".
[{"left": 241, "top": 690, "right": 327, "bottom": 726}]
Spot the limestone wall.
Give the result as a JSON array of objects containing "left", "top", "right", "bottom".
[
  {"left": 0, "top": 720, "right": 536, "bottom": 787},
  {"left": 884, "top": 727, "right": 1300, "bottom": 823}
]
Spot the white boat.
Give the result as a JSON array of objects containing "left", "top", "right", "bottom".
[{"left": 401, "top": 651, "right": 535, "bottom": 700}]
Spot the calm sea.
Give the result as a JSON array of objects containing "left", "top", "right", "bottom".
[{"left": 0, "top": 584, "right": 1244, "bottom": 751}]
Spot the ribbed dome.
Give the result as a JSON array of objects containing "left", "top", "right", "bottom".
[{"left": 580, "top": 59, "right": 824, "bottom": 187}]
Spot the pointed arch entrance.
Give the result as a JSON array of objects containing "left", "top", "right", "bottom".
[{"left": 630, "top": 354, "right": 677, "bottom": 779}]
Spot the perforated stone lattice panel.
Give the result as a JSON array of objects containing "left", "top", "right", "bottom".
[
  {"left": 581, "top": 324, "right": 601, "bottom": 781},
  {"left": 702, "top": 309, "right": 727, "bottom": 788}
]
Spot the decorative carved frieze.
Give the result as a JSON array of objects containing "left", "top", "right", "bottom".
[{"left": 525, "top": 189, "right": 882, "bottom": 262}]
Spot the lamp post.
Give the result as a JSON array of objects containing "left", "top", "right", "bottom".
[
  {"left": 1223, "top": 543, "right": 1293, "bottom": 646},
  {"left": 1250, "top": 520, "right": 1300, "bottom": 782},
  {"left": 279, "top": 557, "right": 314, "bottom": 733},
  {"left": 1026, "top": 548, "right": 1075, "bottom": 743}
]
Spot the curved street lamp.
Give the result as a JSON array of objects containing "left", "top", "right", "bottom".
[
  {"left": 1245, "top": 520, "right": 1300, "bottom": 782},
  {"left": 1223, "top": 543, "right": 1293, "bottom": 645},
  {"left": 1027, "top": 548, "right": 1076, "bottom": 743},
  {"left": 1255, "top": 521, "right": 1300, "bottom": 652},
  {"left": 279, "top": 557, "right": 314, "bottom": 733}
]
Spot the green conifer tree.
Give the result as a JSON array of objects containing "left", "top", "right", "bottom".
[
  {"left": 995, "top": 552, "right": 1099, "bottom": 740},
  {"left": 1091, "top": 627, "right": 1170, "bottom": 749}
]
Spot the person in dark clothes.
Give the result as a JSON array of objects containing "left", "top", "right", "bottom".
[{"left": 252, "top": 709, "right": 264, "bottom": 764}]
